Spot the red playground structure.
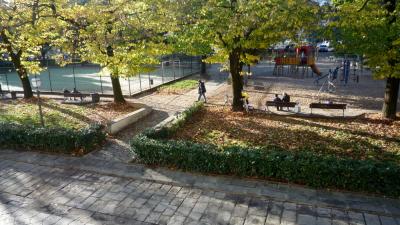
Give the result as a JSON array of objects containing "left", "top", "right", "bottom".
[{"left": 273, "top": 45, "right": 322, "bottom": 78}]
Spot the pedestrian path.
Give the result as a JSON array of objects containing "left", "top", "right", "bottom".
[
  {"left": 85, "top": 75, "right": 225, "bottom": 163},
  {"left": 0, "top": 150, "right": 399, "bottom": 225}
]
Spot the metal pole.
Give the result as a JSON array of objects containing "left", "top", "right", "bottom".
[
  {"left": 128, "top": 77, "right": 132, "bottom": 96},
  {"left": 139, "top": 73, "right": 142, "bottom": 92},
  {"left": 72, "top": 63, "right": 77, "bottom": 89},
  {"left": 148, "top": 71, "right": 151, "bottom": 89},
  {"left": 34, "top": 74, "right": 44, "bottom": 127},
  {"left": 179, "top": 61, "right": 181, "bottom": 77},
  {"left": 48, "top": 63, "right": 53, "bottom": 92},
  {"left": 99, "top": 73, "right": 104, "bottom": 94},
  {"left": 161, "top": 62, "right": 165, "bottom": 83},
  {"left": 173, "top": 60, "right": 176, "bottom": 80},
  {"left": 5, "top": 70, "right": 10, "bottom": 91},
  {"left": 190, "top": 57, "right": 193, "bottom": 73}
]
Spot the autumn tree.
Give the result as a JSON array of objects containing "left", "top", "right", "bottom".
[
  {"left": 0, "top": 0, "right": 60, "bottom": 98},
  {"left": 173, "top": 0, "right": 319, "bottom": 110},
  {"left": 330, "top": 0, "right": 400, "bottom": 119},
  {"left": 55, "top": 0, "right": 171, "bottom": 103}
]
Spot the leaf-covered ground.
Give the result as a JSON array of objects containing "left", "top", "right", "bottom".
[
  {"left": 173, "top": 106, "right": 400, "bottom": 163},
  {"left": 157, "top": 79, "right": 198, "bottom": 95},
  {"left": 0, "top": 98, "right": 138, "bottom": 129}
]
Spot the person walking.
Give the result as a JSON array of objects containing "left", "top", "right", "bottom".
[{"left": 197, "top": 80, "right": 207, "bottom": 102}]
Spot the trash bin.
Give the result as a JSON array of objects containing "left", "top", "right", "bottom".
[
  {"left": 10, "top": 91, "right": 17, "bottom": 99},
  {"left": 91, "top": 93, "right": 100, "bottom": 103},
  {"left": 150, "top": 79, "right": 154, "bottom": 85}
]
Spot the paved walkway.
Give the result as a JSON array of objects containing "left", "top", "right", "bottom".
[
  {"left": 85, "top": 74, "right": 226, "bottom": 163},
  {"left": 1, "top": 150, "right": 400, "bottom": 225}
]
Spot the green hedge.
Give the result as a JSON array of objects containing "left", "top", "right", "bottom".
[
  {"left": 0, "top": 122, "right": 106, "bottom": 154},
  {"left": 131, "top": 102, "right": 400, "bottom": 197},
  {"left": 132, "top": 134, "right": 400, "bottom": 197}
]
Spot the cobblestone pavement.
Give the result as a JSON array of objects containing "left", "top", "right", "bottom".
[{"left": 1, "top": 157, "right": 399, "bottom": 225}]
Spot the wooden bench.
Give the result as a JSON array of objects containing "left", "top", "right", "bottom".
[
  {"left": 309, "top": 103, "right": 347, "bottom": 116},
  {"left": 266, "top": 101, "right": 297, "bottom": 111}
]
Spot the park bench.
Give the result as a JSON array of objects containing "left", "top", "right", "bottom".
[
  {"left": 64, "top": 92, "right": 86, "bottom": 101},
  {"left": 62, "top": 92, "right": 100, "bottom": 104},
  {"left": 0, "top": 84, "right": 17, "bottom": 100},
  {"left": 265, "top": 101, "right": 298, "bottom": 112},
  {"left": 309, "top": 103, "right": 347, "bottom": 117}
]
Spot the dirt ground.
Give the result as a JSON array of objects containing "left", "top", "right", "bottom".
[{"left": 173, "top": 106, "right": 400, "bottom": 163}]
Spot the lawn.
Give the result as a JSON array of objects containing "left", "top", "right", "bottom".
[
  {"left": 157, "top": 79, "right": 198, "bottom": 94},
  {"left": 0, "top": 98, "right": 137, "bottom": 129},
  {"left": 172, "top": 106, "right": 400, "bottom": 164}
]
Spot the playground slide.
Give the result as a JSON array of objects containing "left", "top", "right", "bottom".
[{"left": 310, "top": 64, "right": 322, "bottom": 76}]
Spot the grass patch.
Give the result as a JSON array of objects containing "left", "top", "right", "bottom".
[
  {"left": 157, "top": 79, "right": 198, "bottom": 94},
  {"left": 0, "top": 98, "right": 137, "bottom": 129}
]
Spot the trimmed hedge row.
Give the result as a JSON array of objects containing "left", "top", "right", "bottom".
[
  {"left": 131, "top": 102, "right": 400, "bottom": 197},
  {"left": 0, "top": 122, "right": 106, "bottom": 154},
  {"left": 132, "top": 134, "right": 400, "bottom": 197}
]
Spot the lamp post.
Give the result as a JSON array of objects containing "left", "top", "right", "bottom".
[{"left": 31, "top": 75, "right": 44, "bottom": 127}]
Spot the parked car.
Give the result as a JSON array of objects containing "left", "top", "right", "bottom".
[{"left": 318, "top": 45, "right": 329, "bottom": 52}]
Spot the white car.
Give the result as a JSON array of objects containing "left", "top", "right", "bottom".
[{"left": 319, "top": 45, "right": 329, "bottom": 52}]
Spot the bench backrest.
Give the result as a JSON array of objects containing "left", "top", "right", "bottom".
[
  {"left": 309, "top": 103, "right": 346, "bottom": 109},
  {"left": 266, "top": 101, "right": 297, "bottom": 107},
  {"left": 64, "top": 93, "right": 85, "bottom": 97}
]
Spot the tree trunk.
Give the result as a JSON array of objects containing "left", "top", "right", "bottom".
[
  {"left": 382, "top": 77, "right": 399, "bottom": 119},
  {"left": 200, "top": 55, "right": 207, "bottom": 75},
  {"left": 15, "top": 62, "right": 33, "bottom": 98},
  {"left": 381, "top": 0, "right": 398, "bottom": 119},
  {"left": 106, "top": 45, "right": 125, "bottom": 103},
  {"left": 0, "top": 30, "right": 33, "bottom": 98},
  {"left": 229, "top": 49, "right": 243, "bottom": 111},
  {"left": 111, "top": 75, "right": 125, "bottom": 103},
  {"left": 20, "top": 74, "right": 33, "bottom": 98}
]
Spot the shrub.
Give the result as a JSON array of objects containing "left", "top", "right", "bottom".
[
  {"left": 0, "top": 122, "right": 105, "bottom": 154},
  {"left": 131, "top": 134, "right": 400, "bottom": 197}
]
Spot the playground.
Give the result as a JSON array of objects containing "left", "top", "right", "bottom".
[{"left": 207, "top": 51, "right": 394, "bottom": 117}]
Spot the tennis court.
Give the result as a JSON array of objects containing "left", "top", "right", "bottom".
[{"left": 0, "top": 56, "right": 201, "bottom": 96}]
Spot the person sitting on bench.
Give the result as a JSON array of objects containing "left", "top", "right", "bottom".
[
  {"left": 273, "top": 94, "right": 282, "bottom": 111},
  {"left": 282, "top": 92, "right": 290, "bottom": 103},
  {"left": 63, "top": 88, "right": 72, "bottom": 100},
  {"left": 242, "top": 91, "right": 250, "bottom": 105},
  {"left": 241, "top": 91, "right": 253, "bottom": 112},
  {"left": 282, "top": 92, "right": 291, "bottom": 111},
  {"left": 72, "top": 88, "right": 83, "bottom": 101}
]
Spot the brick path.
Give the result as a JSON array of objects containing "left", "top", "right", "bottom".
[{"left": 0, "top": 152, "right": 399, "bottom": 225}]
